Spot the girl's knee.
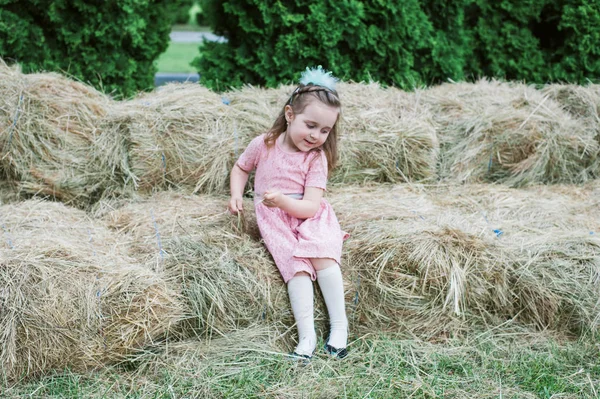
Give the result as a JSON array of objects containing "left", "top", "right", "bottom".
[{"left": 293, "top": 271, "right": 311, "bottom": 279}]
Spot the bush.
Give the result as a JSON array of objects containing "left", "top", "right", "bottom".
[
  {"left": 194, "top": 0, "right": 448, "bottom": 90},
  {"left": 467, "top": 0, "right": 599, "bottom": 83},
  {"left": 175, "top": 1, "right": 195, "bottom": 25},
  {"left": 195, "top": 0, "right": 600, "bottom": 90},
  {"left": 0, "top": 0, "right": 188, "bottom": 97}
]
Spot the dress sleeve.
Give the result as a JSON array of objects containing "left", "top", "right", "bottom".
[
  {"left": 305, "top": 150, "right": 328, "bottom": 190},
  {"left": 236, "top": 135, "right": 264, "bottom": 172}
]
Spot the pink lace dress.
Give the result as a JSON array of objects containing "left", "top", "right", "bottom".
[{"left": 236, "top": 134, "right": 348, "bottom": 283}]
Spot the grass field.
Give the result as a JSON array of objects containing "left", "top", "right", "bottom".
[
  {"left": 3, "top": 331, "right": 599, "bottom": 398},
  {"left": 155, "top": 42, "right": 201, "bottom": 73}
]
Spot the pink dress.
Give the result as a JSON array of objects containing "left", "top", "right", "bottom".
[{"left": 237, "top": 134, "right": 348, "bottom": 283}]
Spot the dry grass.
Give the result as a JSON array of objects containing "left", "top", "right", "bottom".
[
  {"left": 0, "top": 200, "right": 184, "bottom": 380},
  {"left": 96, "top": 84, "right": 234, "bottom": 194},
  {"left": 422, "top": 79, "right": 599, "bottom": 186},
  {"left": 89, "top": 183, "right": 600, "bottom": 342},
  {"left": 0, "top": 62, "right": 113, "bottom": 207},
  {"left": 334, "top": 82, "right": 439, "bottom": 184},
  {"left": 2, "top": 63, "right": 600, "bottom": 205},
  {"left": 1, "top": 62, "right": 600, "bottom": 385}
]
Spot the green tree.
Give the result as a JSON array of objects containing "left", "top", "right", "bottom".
[{"left": 0, "top": 0, "right": 188, "bottom": 97}]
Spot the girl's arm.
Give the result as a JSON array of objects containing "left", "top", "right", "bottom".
[
  {"left": 262, "top": 186, "right": 323, "bottom": 219},
  {"left": 229, "top": 164, "right": 250, "bottom": 214}
]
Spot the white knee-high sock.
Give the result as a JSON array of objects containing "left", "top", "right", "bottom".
[
  {"left": 287, "top": 275, "right": 316, "bottom": 356},
  {"left": 317, "top": 265, "right": 348, "bottom": 349}
]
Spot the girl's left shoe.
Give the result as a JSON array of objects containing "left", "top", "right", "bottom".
[{"left": 324, "top": 343, "right": 348, "bottom": 359}]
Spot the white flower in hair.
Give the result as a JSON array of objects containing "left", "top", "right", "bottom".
[{"left": 299, "top": 66, "right": 338, "bottom": 91}]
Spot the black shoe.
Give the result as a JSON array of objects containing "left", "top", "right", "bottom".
[
  {"left": 288, "top": 351, "right": 312, "bottom": 362},
  {"left": 324, "top": 344, "right": 348, "bottom": 359}
]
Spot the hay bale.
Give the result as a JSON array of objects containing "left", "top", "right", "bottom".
[
  {"left": 422, "top": 79, "right": 598, "bottom": 186},
  {"left": 335, "top": 82, "right": 439, "bottom": 183},
  {"left": 0, "top": 61, "right": 113, "bottom": 207},
  {"left": 97, "top": 83, "right": 234, "bottom": 193},
  {"left": 344, "top": 212, "right": 512, "bottom": 338},
  {"left": 0, "top": 200, "right": 183, "bottom": 379},
  {"left": 330, "top": 183, "right": 600, "bottom": 337},
  {"left": 97, "top": 183, "right": 600, "bottom": 339},
  {"left": 542, "top": 83, "right": 600, "bottom": 178},
  {"left": 98, "top": 192, "right": 289, "bottom": 338},
  {"left": 510, "top": 233, "right": 600, "bottom": 333}
]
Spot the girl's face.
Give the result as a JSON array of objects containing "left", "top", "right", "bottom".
[{"left": 283, "top": 99, "right": 339, "bottom": 152}]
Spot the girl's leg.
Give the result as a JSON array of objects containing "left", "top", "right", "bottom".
[
  {"left": 287, "top": 271, "right": 317, "bottom": 357},
  {"left": 310, "top": 258, "right": 348, "bottom": 351}
]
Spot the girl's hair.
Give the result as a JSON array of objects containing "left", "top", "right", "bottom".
[{"left": 264, "top": 84, "right": 341, "bottom": 175}]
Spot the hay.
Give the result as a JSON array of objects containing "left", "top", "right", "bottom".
[
  {"left": 0, "top": 180, "right": 19, "bottom": 204},
  {"left": 225, "top": 83, "right": 439, "bottom": 187},
  {"left": 96, "top": 83, "right": 234, "bottom": 193},
  {"left": 97, "top": 192, "right": 290, "bottom": 338},
  {"left": 0, "top": 61, "right": 113, "bottom": 207},
  {"left": 542, "top": 83, "right": 600, "bottom": 178},
  {"left": 0, "top": 200, "right": 183, "bottom": 379},
  {"left": 423, "top": 79, "right": 599, "bottom": 186},
  {"left": 328, "top": 183, "right": 600, "bottom": 337},
  {"left": 334, "top": 82, "right": 439, "bottom": 183},
  {"left": 97, "top": 183, "right": 600, "bottom": 340}
]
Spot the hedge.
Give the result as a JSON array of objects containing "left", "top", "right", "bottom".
[
  {"left": 0, "top": 0, "right": 188, "bottom": 97},
  {"left": 194, "top": 0, "right": 600, "bottom": 90}
]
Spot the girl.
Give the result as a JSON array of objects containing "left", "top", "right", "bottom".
[{"left": 228, "top": 67, "right": 349, "bottom": 359}]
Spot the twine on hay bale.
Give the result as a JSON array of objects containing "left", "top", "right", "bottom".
[
  {"left": 0, "top": 200, "right": 183, "bottom": 380},
  {"left": 0, "top": 60, "right": 113, "bottom": 207},
  {"left": 97, "top": 83, "right": 234, "bottom": 193},
  {"left": 423, "top": 79, "right": 599, "bottom": 186}
]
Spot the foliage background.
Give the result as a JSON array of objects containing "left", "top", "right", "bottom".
[
  {"left": 0, "top": 0, "right": 191, "bottom": 97},
  {"left": 194, "top": 0, "right": 600, "bottom": 90}
]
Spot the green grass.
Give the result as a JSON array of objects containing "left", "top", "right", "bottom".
[
  {"left": 3, "top": 330, "right": 600, "bottom": 398},
  {"left": 155, "top": 42, "right": 201, "bottom": 73}
]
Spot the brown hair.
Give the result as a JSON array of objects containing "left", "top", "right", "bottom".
[{"left": 264, "top": 84, "right": 341, "bottom": 175}]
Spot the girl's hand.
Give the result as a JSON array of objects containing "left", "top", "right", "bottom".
[
  {"left": 262, "top": 190, "right": 284, "bottom": 208},
  {"left": 229, "top": 197, "right": 244, "bottom": 214}
]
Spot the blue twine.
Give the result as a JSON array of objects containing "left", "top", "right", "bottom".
[
  {"left": 87, "top": 228, "right": 97, "bottom": 257},
  {"left": 221, "top": 97, "right": 238, "bottom": 159},
  {"left": 234, "top": 122, "right": 238, "bottom": 159},
  {"left": 151, "top": 209, "right": 165, "bottom": 261},
  {"left": 353, "top": 274, "right": 361, "bottom": 306},
  {"left": 6, "top": 94, "right": 23, "bottom": 150},
  {"left": 481, "top": 212, "right": 503, "bottom": 238},
  {"left": 488, "top": 151, "right": 494, "bottom": 172},
  {"left": 161, "top": 153, "right": 167, "bottom": 182},
  {"left": 411, "top": 210, "right": 426, "bottom": 221},
  {"left": 590, "top": 232, "right": 595, "bottom": 235},
  {"left": 2, "top": 223, "right": 14, "bottom": 249}
]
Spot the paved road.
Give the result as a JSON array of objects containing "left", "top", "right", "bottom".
[
  {"left": 155, "top": 31, "right": 224, "bottom": 86},
  {"left": 169, "top": 31, "right": 226, "bottom": 43}
]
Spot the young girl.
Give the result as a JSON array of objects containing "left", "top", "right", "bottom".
[{"left": 228, "top": 67, "right": 349, "bottom": 359}]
